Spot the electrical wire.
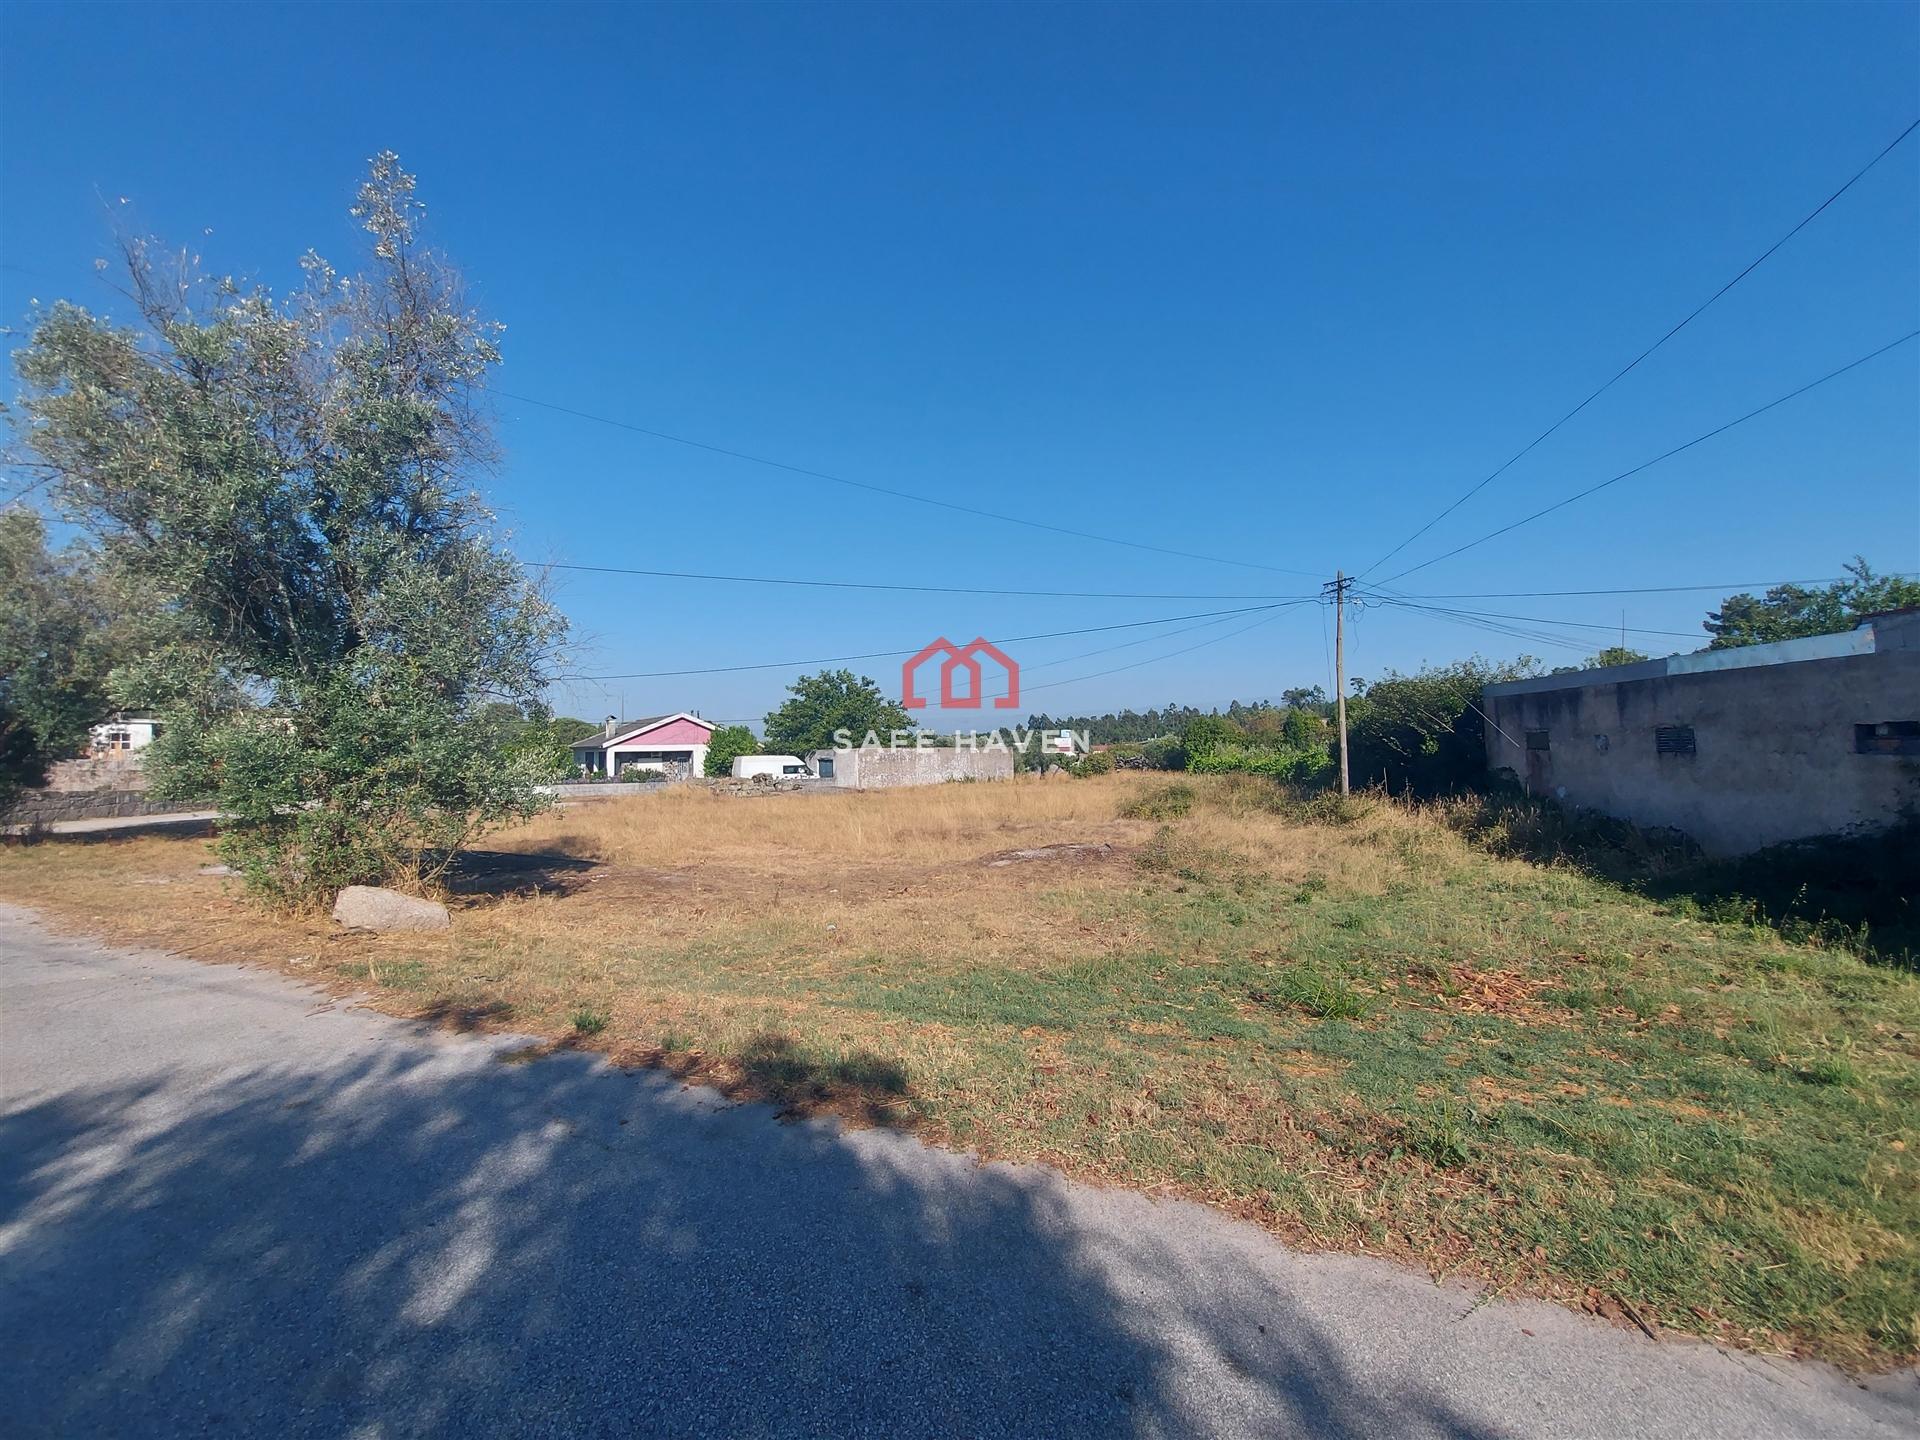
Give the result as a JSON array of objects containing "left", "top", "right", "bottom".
[
  {"left": 570, "top": 601, "right": 1292, "bottom": 681},
  {"left": 1357, "top": 582, "right": 1605, "bottom": 653},
  {"left": 1383, "top": 575, "right": 1914, "bottom": 600},
  {"left": 492, "top": 388, "right": 1324, "bottom": 579},
  {"left": 536, "top": 558, "right": 1308, "bottom": 603},
  {"left": 1361, "top": 117, "right": 1920, "bottom": 578},
  {"left": 1363, "top": 595, "right": 1704, "bottom": 640},
  {"left": 984, "top": 602, "right": 1313, "bottom": 704},
  {"left": 1374, "top": 330, "right": 1920, "bottom": 586}
]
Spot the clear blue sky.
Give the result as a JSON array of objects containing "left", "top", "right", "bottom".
[{"left": 4, "top": 1, "right": 1916, "bottom": 728}]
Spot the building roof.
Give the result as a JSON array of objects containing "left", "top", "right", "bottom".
[
  {"left": 571, "top": 713, "right": 714, "bottom": 751},
  {"left": 1484, "top": 621, "right": 1880, "bottom": 700}
]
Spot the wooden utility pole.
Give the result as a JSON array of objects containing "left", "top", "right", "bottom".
[{"left": 1327, "top": 571, "right": 1351, "bottom": 795}]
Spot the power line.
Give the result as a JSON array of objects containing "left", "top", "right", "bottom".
[
  {"left": 492, "top": 388, "right": 1323, "bottom": 579},
  {"left": 1374, "top": 330, "right": 1920, "bottom": 586},
  {"left": 989, "top": 603, "right": 1312, "bottom": 704},
  {"left": 1359, "top": 580, "right": 1631, "bottom": 653},
  {"left": 537, "top": 558, "right": 1307, "bottom": 603},
  {"left": 1004, "top": 603, "right": 1285, "bottom": 674},
  {"left": 1374, "top": 601, "right": 1596, "bottom": 654},
  {"left": 570, "top": 601, "right": 1291, "bottom": 681},
  {"left": 1367, "top": 596, "right": 1703, "bottom": 640},
  {"left": 1361, "top": 117, "right": 1920, "bottom": 579},
  {"left": 1383, "top": 575, "right": 1911, "bottom": 600}
]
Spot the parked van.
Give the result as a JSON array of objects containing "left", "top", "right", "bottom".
[{"left": 731, "top": 754, "right": 811, "bottom": 780}]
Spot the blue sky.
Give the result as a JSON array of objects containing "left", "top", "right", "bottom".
[{"left": 4, "top": 1, "right": 1916, "bottom": 728}]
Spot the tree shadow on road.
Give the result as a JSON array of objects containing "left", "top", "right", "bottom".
[{"left": 1, "top": 1036, "right": 1505, "bottom": 1438}]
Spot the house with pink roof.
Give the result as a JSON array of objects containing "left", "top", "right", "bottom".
[{"left": 569, "top": 713, "right": 715, "bottom": 780}]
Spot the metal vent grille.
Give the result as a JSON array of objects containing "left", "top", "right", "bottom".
[{"left": 1655, "top": 724, "right": 1695, "bottom": 757}]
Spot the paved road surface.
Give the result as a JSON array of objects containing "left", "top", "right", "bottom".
[{"left": 3, "top": 903, "right": 1914, "bottom": 1438}]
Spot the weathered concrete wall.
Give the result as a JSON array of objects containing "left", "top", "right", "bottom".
[
  {"left": 3, "top": 788, "right": 210, "bottom": 827},
  {"left": 814, "top": 747, "right": 1015, "bottom": 789},
  {"left": 1484, "top": 615, "right": 1920, "bottom": 855},
  {"left": 42, "top": 755, "right": 151, "bottom": 793}
]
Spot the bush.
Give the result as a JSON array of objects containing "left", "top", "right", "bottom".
[
  {"left": 1180, "top": 714, "right": 1241, "bottom": 760},
  {"left": 1187, "top": 742, "right": 1331, "bottom": 783},
  {"left": 704, "top": 723, "right": 759, "bottom": 778},
  {"left": 621, "top": 766, "right": 667, "bottom": 784},
  {"left": 1120, "top": 783, "right": 1194, "bottom": 820},
  {"left": 1140, "top": 735, "right": 1186, "bottom": 771},
  {"left": 1072, "top": 750, "right": 1116, "bottom": 777},
  {"left": 1345, "top": 658, "right": 1540, "bottom": 797}
]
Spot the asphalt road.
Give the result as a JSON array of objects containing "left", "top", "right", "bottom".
[{"left": 3, "top": 902, "right": 1915, "bottom": 1439}]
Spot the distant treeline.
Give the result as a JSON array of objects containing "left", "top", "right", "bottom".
[{"left": 1025, "top": 688, "right": 1330, "bottom": 744}]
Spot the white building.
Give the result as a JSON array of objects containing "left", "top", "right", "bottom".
[
  {"left": 88, "top": 715, "right": 161, "bottom": 757},
  {"left": 568, "top": 713, "right": 714, "bottom": 779}
]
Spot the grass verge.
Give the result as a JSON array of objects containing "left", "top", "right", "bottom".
[{"left": 3, "top": 773, "right": 1915, "bottom": 1367}]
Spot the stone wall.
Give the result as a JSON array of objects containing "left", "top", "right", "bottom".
[
  {"left": 704, "top": 776, "right": 835, "bottom": 797},
  {"left": 3, "top": 788, "right": 211, "bottom": 827},
  {"left": 42, "top": 754, "right": 151, "bottom": 793}
]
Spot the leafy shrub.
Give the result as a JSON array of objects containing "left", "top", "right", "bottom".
[
  {"left": 1344, "top": 657, "right": 1540, "bottom": 797},
  {"left": 704, "top": 723, "right": 759, "bottom": 778},
  {"left": 1281, "top": 707, "right": 1320, "bottom": 747},
  {"left": 621, "top": 766, "right": 667, "bottom": 783},
  {"left": 1121, "top": 783, "right": 1195, "bottom": 820},
  {"left": 1188, "top": 742, "right": 1331, "bottom": 783},
  {"left": 1180, "top": 714, "right": 1242, "bottom": 760},
  {"left": 1072, "top": 750, "right": 1116, "bottom": 777},
  {"left": 1140, "top": 735, "right": 1186, "bottom": 771}
]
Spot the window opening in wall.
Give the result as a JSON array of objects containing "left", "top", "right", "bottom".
[
  {"left": 1655, "top": 724, "right": 1695, "bottom": 757},
  {"left": 1855, "top": 721, "right": 1920, "bottom": 756},
  {"left": 1525, "top": 730, "right": 1550, "bottom": 751}
]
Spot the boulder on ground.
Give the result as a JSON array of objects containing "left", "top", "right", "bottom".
[{"left": 332, "top": 885, "right": 450, "bottom": 932}]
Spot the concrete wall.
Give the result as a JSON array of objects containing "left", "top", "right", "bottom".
[
  {"left": 3, "top": 788, "right": 210, "bottom": 827},
  {"left": 42, "top": 754, "right": 151, "bottom": 793},
  {"left": 1483, "top": 614, "right": 1920, "bottom": 855},
  {"left": 810, "top": 747, "right": 1015, "bottom": 789}
]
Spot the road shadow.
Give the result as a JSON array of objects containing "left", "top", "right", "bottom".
[{"left": 1, "top": 1035, "right": 1502, "bottom": 1438}]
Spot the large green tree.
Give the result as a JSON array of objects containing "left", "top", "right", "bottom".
[
  {"left": 703, "top": 723, "right": 760, "bottom": 777},
  {"left": 762, "top": 669, "right": 910, "bottom": 755},
  {"left": 0, "top": 510, "right": 133, "bottom": 805},
  {"left": 1704, "top": 559, "right": 1920, "bottom": 650},
  {"left": 1346, "top": 656, "right": 1543, "bottom": 796},
  {"left": 13, "top": 154, "right": 566, "bottom": 902}
]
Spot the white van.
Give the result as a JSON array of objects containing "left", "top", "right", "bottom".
[{"left": 731, "top": 754, "right": 811, "bottom": 780}]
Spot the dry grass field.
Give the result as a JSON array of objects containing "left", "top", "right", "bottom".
[{"left": 4, "top": 772, "right": 1916, "bottom": 1367}]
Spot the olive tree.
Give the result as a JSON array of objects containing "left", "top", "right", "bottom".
[
  {"left": 0, "top": 510, "right": 135, "bottom": 806},
  {"left": 12, "top": 154, "right": 565, "bottom": 903}
]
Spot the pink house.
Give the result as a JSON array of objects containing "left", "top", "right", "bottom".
[{"left": 570, "top": 713, "right": 716, "bottom": 779}]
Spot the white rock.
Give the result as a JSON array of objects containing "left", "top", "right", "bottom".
[{"left": 332, "top": 885, "right": 450, "bottom": 932}]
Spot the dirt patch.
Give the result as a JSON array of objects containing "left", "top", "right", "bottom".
[
  {"left": 1432, "top": 964, "right": 1550, "bottom": 1019},
  {"left": 983, "top": 843, "right": 1118, "bottom": 867}
]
